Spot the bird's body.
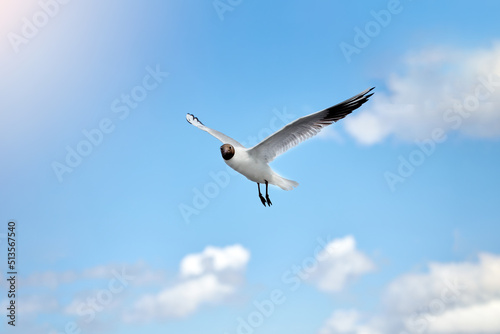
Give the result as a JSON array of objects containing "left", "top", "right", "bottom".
[
  {"left": 186, "top": 87, "right": 374, "bottom": 206},
  {"left": 224, "top": 147, "right": 298, "bottom": 190}
]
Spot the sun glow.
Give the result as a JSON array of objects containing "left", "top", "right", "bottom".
[{"left": 0, "top": 0, "right": 42, "bottom": 54}]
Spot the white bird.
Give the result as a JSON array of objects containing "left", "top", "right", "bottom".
[{"left": 186, "top": 87, "right": 374, "bottom": 206}]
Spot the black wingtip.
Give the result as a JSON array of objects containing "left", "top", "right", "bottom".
[
  {"left": 364, "top": 87, "right": 375, "bottom": 96},
  {"left": 360, "top": 87, "right": 375, "bottom": 101}
]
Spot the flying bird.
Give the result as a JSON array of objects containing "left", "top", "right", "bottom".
[{"left": 186, "top": 87, "right": 374, "bottom": 206}]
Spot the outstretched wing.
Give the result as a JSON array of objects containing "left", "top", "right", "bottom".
[
  {"left": 186, "top": 113, "right": 244, "bottom": 148},
  {"left": 248, "top": 87, "right": 374, "bottom": 163}
]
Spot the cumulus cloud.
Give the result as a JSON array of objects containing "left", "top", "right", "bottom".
[
  {"left": 308, "top": 235, "right": 375, "bottom": 292},
  {"left": 180, "top": 244, "right": 250, "bottom": 278},
  {"left": 319, "top": 309, "right": 382, "bottom": 334},
  {"left": 124, "top": 244, "right": 250, "bottom": 322},
  {"left": 318, "top": 252, "right": 500, "bottom": 334},
  {"left": 429, "top": 299, "right": 500, "bottom": 333},
  {"left": 130, "top": 274, "right": 234, "bottom": 320},
  {"left": 344, "top": 43, "right": 500, "bottom": 144}
]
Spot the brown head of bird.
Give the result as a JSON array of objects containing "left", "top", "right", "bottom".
[{"left": 220, "top": 144, "right": 235, "bottom": 160}]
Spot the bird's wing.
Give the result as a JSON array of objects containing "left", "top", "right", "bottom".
[
  {"left": 248, "top": 87, "right": 374, "bottom": 163},
  {"left": 186, "top": 113, "right": 244, "bottom": 148}
]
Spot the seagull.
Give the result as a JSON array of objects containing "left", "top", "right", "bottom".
[{"left": 186, "top": 87, "right": 374, "bottom": 206}]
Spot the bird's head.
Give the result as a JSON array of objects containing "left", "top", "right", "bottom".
[{"left": 220, "top": 144, "right": 235, "bottom": 160}]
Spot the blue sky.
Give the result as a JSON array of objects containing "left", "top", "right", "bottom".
[{"left": 1, "top": 0, "right": 500, "bottom": 333}]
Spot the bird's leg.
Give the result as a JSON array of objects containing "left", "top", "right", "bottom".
[
  {"left": 257, "top": 183, "right": 266, "bottom": 206},
  {"left": 265, "top": 180, "right": 272, "bottom": 206}
]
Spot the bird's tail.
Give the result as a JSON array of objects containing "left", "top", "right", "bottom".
[{"left": 271, "top": 173, "right": 299, "bottom": 191}]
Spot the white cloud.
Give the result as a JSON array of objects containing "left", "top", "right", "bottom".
[
  {"left": 180, "top": 244, "right": 250, "bottom": 278},
  {"left": 308, "top": 235, "right": 375, "bottom": 292},
  {"left": 429, "top": 299, "right": 500, "bottom": 333},
  {"left": 124, "top": 244, "right": 250, "bottom": 322},
  {"left": 344, "top": 43, "right": 500, "bottom": 144},
  {"left": 383, "top": 253, "right": 500, "bottom": 314},
  {"left": 131, "top": 274, "right": 234, "bottom": 320},
  {"left": 319, "top": 309, "right": 382, "bottom": 334},
  {"left": 318, "top": 252, "right": 500, "bottom": 334}
]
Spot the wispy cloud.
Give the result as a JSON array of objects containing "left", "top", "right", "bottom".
[
  {"left": 14, "top": 245, "right": 249, "bottom": 332},
  {"left": 344, "top": 43, "right": 500, "bottom": 144},
  {"left": 1, "top": 294, "right": 59, "bottom": 317},
  {"left": 21, "top": 261, "right": 165, "bottom": 289}
]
